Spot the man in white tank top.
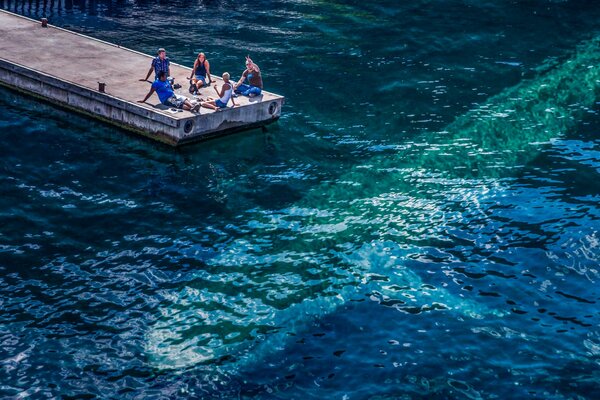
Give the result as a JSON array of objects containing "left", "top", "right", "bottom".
[{"left": 201, "top": 72, "right": 237, "bottom": 111}]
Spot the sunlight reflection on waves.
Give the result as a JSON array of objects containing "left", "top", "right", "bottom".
[
  {"left": 145, "top": 178, "right": 504, "bottom": 370},
  {"left": 2, "top": 1, "right": 600, "bottom": 397},
  {"left": 144, "top": 36, "right": 600, "bottom": 373}
]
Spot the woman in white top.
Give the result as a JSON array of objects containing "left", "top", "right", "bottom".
[{"left": 201, "top": 72, "right": 236, "bottom": 111}]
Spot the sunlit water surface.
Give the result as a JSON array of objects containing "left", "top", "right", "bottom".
[{"left": 1, "top": 1, "right": 599, "bottom": 399}]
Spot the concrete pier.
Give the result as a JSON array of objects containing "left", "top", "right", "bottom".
[{"left": 0, "top": 10, "right": 284, "bottom": 146}]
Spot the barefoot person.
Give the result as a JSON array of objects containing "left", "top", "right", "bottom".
[
  {"left": 140, "top": 48, "right": 171, "bottom": 82},
  {"left": 139, "top": 71, "right": 198, "bottom": 112},
  {"left": 234, "top": 55, "right": 263, "bottom": 97},
  {"left": 201, "top": 73, "right": 236, "bottom": 111},
  {"left": 188, "top": 52, "right": 212, "bottom": 94}
]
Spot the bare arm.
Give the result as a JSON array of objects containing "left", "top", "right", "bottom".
[
  {"left": 213, "top": 84, "right": 225, "bottom": 98},
  {"left": 230, "top": 85, "right": 236, "bottom": 107},
  {"left": 140, "top": 66, "right": 153, "bottom": 81},
  {"left": 235, "top": 70, "right": 248, "bottom": 88},
  {"left": 246, "top": 55, "right": 260, "bottom": 73},
  {"left": 205, "top": 60, "right": 212, "bottom": 83},
  {"left": 138, "top": 87, "right": 156, "bottom": 103},
  {"left": 188, "top": 60, "right": 198, "bottom": 80}
]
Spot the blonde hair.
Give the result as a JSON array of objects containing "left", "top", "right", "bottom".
[{"left": 222, "top": 72, "right": 230, "bottom": 81}]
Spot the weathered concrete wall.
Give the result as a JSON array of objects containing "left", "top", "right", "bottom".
[{"left": 0, "top": 59, "right": 182, "bottom": 144}]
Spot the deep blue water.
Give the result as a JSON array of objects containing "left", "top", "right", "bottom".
[{"left": 1, "top": 1, "right": 600, "bottom": 399}]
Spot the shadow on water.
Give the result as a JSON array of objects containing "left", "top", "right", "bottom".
[{"left": 0, "top": 84, "right": 314, "bottom": 217}]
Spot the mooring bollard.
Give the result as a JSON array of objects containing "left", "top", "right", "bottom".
[
  {"left": 41, "top": 18, "right": 48, "bottom": 27},
  {"left": 98, "top": 82, "right": 106, "bottom": 93}
]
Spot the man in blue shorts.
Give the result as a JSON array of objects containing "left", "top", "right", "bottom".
[
  {"left": 140, "top": 48, "right": 171, "bottom": 82},
  {"left": 138, "top": 72, "right": 198, "bottom": 112}
]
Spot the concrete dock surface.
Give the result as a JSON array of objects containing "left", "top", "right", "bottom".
[{"left": 0, "top": 9, "right": 284, "bottom": 145}]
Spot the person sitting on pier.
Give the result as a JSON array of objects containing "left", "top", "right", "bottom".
[
  {"left": 188, "top": 52, "right": 212, "bottom": 95},
  {"left": 201, "top": 72, "right": 236, "bottom": 111},
  {"left": 140, "top": 48, "right": 171, "bottom": 82},
  {"left": 139, "top": 71, "right": 199, "bottom": 112},
  {"left": 234, "top": 55, "right": 263, "bottom": 97}
]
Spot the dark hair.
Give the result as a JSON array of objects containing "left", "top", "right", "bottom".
[{"left": 158, "top": 71, "right": 167, "bottom": 79}]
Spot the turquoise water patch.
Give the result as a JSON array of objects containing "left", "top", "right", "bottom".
[{"left": 1, "top": 1, "right": 599, "bottom": 398}]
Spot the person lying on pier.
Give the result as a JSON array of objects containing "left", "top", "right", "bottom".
[
  {"left": 234, "top": 55, "right": 263, "bottom": 97},
  {"left": 201, "top": 73, "right": 236, "bottom": 111},
  {"left": 138, "top": 71, "right": 199, "bottom": 112},
  {"left": 140, "top": 48, "right": 171, "bottom": 82},
  {"left": 187, "top": 52, "right": 212, "bottom": 95}
]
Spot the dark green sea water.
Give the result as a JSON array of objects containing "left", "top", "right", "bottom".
[{"left": 1, "top": 1, "right": 600, "bottom": 398}]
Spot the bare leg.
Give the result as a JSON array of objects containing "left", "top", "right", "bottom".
[
  {"left": 182, "top": 100, "right": 194, "bottom": 111},
  {"left": 201, "top": 100, "right": 218, "bottom": 110}
]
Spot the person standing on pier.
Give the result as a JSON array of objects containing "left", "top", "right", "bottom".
[
  {"left": 234, "top": 55, "right": 263, "bottom": 97},
  {"left": 140, "top": 48, "right": 171, "bottom": 82},
  {"left": 138, "top": 71, "right": 198, "bottom": 112},
  {"left": 188, "top": 52, "right": 212, "bottom": 95}
]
